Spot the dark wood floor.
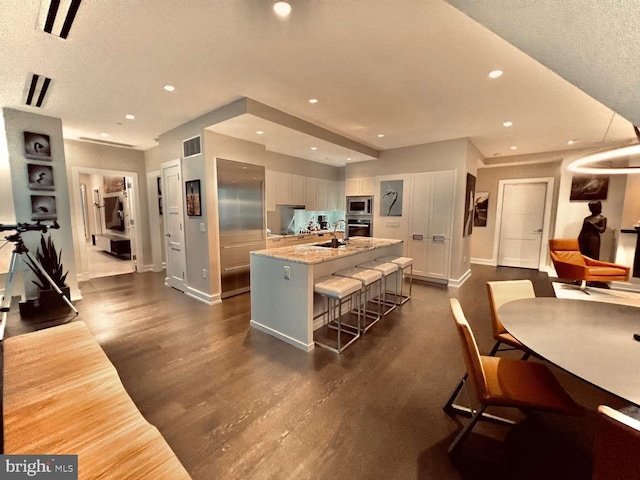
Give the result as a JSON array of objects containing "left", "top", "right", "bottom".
[{"left": 4, "top": 266, "right": 628, "bottom": 479}]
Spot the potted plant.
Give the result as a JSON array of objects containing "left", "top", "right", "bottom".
[{"left": 23, "top": 233, "right": 70, "bottom": 311}]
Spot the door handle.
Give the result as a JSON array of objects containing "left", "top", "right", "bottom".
[
  {"left": 534, "top": 228, "right": 543, "bottom": 233},
  {"left": 165, "top": 233, "right": 171, "bottom": 237}
]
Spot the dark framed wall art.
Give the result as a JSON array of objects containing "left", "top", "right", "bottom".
[
  {"left": 570, "top": 175, "right": 609, "bottom": 201},
  {"left": 463, "top": 173, "right": 476, "bottom": 237},
  {"left": 27, "top": 164, "right": 54, "bottom": 191},
  {"left": 380, "top": 180, "right": 403, "bottom": 216},
  {"left": 185, "top": 179, "right": 201, "bottom": 216},
  {"left": 23, "top": 131, "right": 51, "bottom": 161},
  {"left": 473, "top": 191, "right": 489, "bottom": 227},
  {"left": 31, "top": 195, "right": 57, "bottom": 220}
]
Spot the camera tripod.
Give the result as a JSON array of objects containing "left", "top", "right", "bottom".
[{"left": 0, "top": 222, "right": 78, "bottom": 340}]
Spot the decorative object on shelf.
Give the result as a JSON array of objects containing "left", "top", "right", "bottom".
[
  {"left": 473, "top": 191, "right": 488, "bottom": 227},
  {"left": 463, "top": 173, "right": 476, "bottom": 237},
  {"left": 23, "top": 132, "right": 51, "bottom": 160},
  {"left": 27, "top": 163, "right": 54, "bottom": 191},
  {"left": 103, "top": 176, "right": 126, "bottom": 193},
  {"left": 30, "top": 195, "right": 57, "bottom": 220},
  {"left": 186, "top": 179, "right": 201, "bottom": 216},
  {"left": 570, "top": 175, "right": 609, "bottom": 201},
  {"left": 380, "top": 180, "right": 403, "bottom": 216}
]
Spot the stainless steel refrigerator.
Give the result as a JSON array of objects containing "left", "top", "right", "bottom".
[{"left": 216, "top": 158, "right": 266, "bottom": 298}]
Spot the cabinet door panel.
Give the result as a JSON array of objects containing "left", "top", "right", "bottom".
[
  {"left": 411, "top": 173, "right": 431, "bottom": 235},
  {"left": 305, "top": 177, "right": 318, "bottom": 210},
  {"left": 317, "top": 179, "right": 329, "bottom": 210},
  {"left": 408, "top": 238, "right": 428, "bottom": 277},
  {"left": 266, "top": 170, "right": 276, "bottom": 211},
  {"left": 425, "top": 240, "right": 449, "bottom": 279},
  {"left": 291, "top": 174, "right": 306, "bottom": 205},
  {"left": 275, "top": 172, "right": 291, "bottom": 205},
  {"left": 429, "top": 170, "right": 454, "bottom": 237}
]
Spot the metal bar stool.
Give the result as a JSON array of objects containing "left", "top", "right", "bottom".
[
  {"left": 376, "top": 256, "right": 413, "bottom": 305},
  {"left": 313, "top": 275, "right": 363, "bottom": 354},
  {"left": 357, "top": 260, "right": 399, "bottom": 317},
  {"left": 334, "top": 266, "right": 383, "bottom": 333}
]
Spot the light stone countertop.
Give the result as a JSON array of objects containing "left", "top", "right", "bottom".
[{"left": 251, "top": 236, "right": 403, "bottom": 265}]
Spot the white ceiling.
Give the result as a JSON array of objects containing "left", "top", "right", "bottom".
[{"left": 0, "top": 0, "right": 635, "bottom": 166}]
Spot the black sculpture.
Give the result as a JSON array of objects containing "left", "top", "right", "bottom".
[{"left": 578, "top": 200, "right": 607, "bottom": 260}]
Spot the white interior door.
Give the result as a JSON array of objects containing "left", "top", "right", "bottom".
[
  {"left": 163, "top": 161, "right": 186, "bottom": 291},
  {"left": 497, "top": 182, "right": 547, "bottom": 269}
]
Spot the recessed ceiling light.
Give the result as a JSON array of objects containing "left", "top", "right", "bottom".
[
  {"left": 125, "top": 114, "right": 135, "bottom": 120},
  {"left": 378, "top": 134, "right": 385, "bottom": 138},
  {"left": 310, "top": 147, "right": 318, "bottom": 151},
  {"left": 256, "top": 130, "right": 264, "bottom": 135},
  {"left": 489, "top": 70, "right": 504, "bottom": 79},
  {"left": 510, "top": 146, "right": 517, "bottom": 150},
  {"left": 163, "top": 85, "right": 175, "bottom": 92},
  {"left": 101, "top": 132, "right": 110, "bottom": 138},
  {"left": 308, "top": 98, "right": 318, "bottom": 104},
  {"left": 503, "top": 121, "right": 513, "bottom": 127},
  {"left": 273, "top": 1, "right": 291, "bottom": 18},
  {"left": 567, "top": 139, "right": 577, "bottom": 145},
  {"left": 347, "top": 157, "right": 352, "bottom": 161}
]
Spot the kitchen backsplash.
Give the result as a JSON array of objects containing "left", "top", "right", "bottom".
[{"left": 293, "top": 210, "right": 346, "bottom": 233}]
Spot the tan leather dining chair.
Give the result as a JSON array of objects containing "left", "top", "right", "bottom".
[
  {"left": 549, "top": 238, "right": 630, "bottom": 290},
  {"left": 444, "top": 280, "right": 534, "bottom": 416},
  {"left": 592, "top": 405, "right": 640, "bottom": 480},
  {"left": 486, "top": 280, "right": 535, "bottom": 359},
  {"left": 446, "top": 298, "right": 584, "bottom": 455}
]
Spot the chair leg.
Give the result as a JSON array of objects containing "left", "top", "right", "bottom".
[
  {"left": 443, "top": 373, "right": 467, "bottom": 414},
  {"left": 448, "top": 404, "right": 487, "bottom": 455},
  {"left": 488, "top": 340, "right": 502, "bottom": 356}
]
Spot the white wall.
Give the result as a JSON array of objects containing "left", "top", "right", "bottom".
[{"left": 2, "top": 108, "right": 80, "bottom": 301}]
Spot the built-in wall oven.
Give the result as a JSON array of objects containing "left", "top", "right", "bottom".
[{"left": 346, "top": 216, "right": 372, "bottom": 238}]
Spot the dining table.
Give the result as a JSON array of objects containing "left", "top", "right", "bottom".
[{"left": 498, "top": 297, "right": 640, "bottom": 406}]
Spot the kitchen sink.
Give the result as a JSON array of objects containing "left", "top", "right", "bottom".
[{"left": 316, "top": 240, "right": 347, "bottom": 248}]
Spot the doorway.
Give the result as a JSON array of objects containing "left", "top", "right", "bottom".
[
  {"left": 71, "top": 167, "right": 141, "bottom": 281},
  {"left": 493, "top": 178, "right": 554, "bottom": 270}
]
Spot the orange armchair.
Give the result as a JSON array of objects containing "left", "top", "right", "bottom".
[{"left": 549, "top": 239, "right": 629, "bottom": 289}]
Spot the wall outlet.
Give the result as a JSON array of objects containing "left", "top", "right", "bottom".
[
  {"left": 199, "top": 223, "right": 205, "bottom": 232},
  {"left": 284, "top": 265, "right": 290, "bottom": 280},
  {"left": 202, "top": 268, "right": 207, "bottom": 279}
]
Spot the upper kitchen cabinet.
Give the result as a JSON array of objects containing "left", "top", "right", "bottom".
[
  {"left": 265, "top": 170, "right": 276, "bottom": 212},
  {"left": 275, "top": 172, "right": 305, "bottom": 206},
  {"left": 305, "top": 177, "right": 318, "bottom": 210},
  {"left": 345, "top": 177, "right": 375, "bottom": 196}
]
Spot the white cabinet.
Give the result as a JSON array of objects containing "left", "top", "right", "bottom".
[
  {"left": 317, "top": 179, "right": 329, "bottom": 210},
  {"left": 291, "top": 174, "right": 305, "bottom": 205},
  {"left": 408, "top": 170, "right": 455, "bottom": 282},
  {"left": 345, "top": 177, "right": 374, "bottom": 196},
  {"left": 275, "top": 172, "right": 305, "bottom": 206},
  {"left": 265, "top": 170, "right": 276, "bottom": 212},
  {"left": 305, "top": 177, "right": 318, "bottom": 210}
]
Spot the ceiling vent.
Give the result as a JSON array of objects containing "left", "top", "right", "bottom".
[
  {"left": 38, "top": 0, "right": 82, "bottom": 39},
  {"left": 25, "top": 73, "right": 52, "bottom": 107},
  {"left": 78, "top": 137, "right": 135, "bottom": 149},
  {"left": 183, "top": 135, "right": 202, "bottom": 158}
]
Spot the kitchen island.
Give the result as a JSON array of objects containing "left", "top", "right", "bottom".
[{"left": 250, "top": 237, "right": 403, "bottom": 351}]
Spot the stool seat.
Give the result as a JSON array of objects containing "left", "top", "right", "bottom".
[
  {"left": 377, "top": 255, "right": 413, "bottom": 269},
  {"left": 314, "top": 276, "right": 362, "bottom": 298},
  {"left": 358, "top": 260, "right": 399, "bottom": 276},
  {"left": 334, "top": 266, "right": 382, "bottom": 285}
]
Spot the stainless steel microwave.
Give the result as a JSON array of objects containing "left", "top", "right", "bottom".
[{"left": 347, "top": 196, "right": 373, "bottom": 215}]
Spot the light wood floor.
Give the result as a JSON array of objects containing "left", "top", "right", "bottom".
[{"left": 4, "top": 266, "right": 627, "bottom": 479}]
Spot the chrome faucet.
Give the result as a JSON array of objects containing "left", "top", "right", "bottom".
[{"left": 333, "top": 219, "right": 345, "bottom": 234}]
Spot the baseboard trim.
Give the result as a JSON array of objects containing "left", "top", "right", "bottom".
[
  {"left": 250, "top": 320, "right": 314, "bottom": 352},
  {"left": 470, "top": 257, "right": 495, "bottom": 266},
  {"left": 185, "top": 286, "right": 221, "bottom": 306},
  {"left": 448, "top": 269, "right": 472, "bottom": 288}
]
